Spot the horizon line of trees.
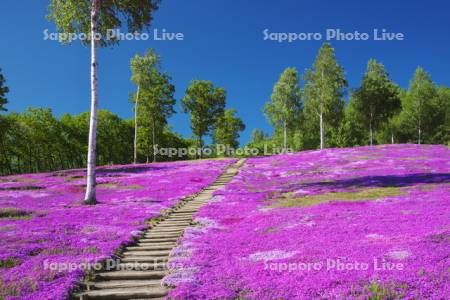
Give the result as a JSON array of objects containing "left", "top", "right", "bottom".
[
  {"left": 1, "top": 43, "right": 448, "bottom": 178},
  {"left": 252, "top": 43, "right": 449, "bottom": 152},
  {"left": 0, "top": 48, "right": 246, "bottom": 176}
]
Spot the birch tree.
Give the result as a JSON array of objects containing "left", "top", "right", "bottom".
[
  {"left": 352, "top": 59, "right": 401, "bottom": 145},
  {"left": 130, "top": 49, "right": 161, "bottom": 164},
  {"left": 264, "top": 67, "right": 302, "bottom": 151},
  {"left": 47, "top": 0, "right": 160, "bottom": 204},
  {"left": 137, "top": 72, "right": 175, "bottom": 163},
  {"left": 400, "top": 67, "right": 437, "bottom": 144},
  {"left": 303, "top": 43, "right": 347, "bottom": 149}
]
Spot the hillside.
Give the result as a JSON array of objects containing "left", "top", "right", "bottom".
[{"left": 168, "top": 144, "right": 450, "bottom": 299}]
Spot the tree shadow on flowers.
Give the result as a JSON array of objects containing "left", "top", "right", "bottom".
[{"left": 300, "top": 173, "right": 450, "bottom": 190}]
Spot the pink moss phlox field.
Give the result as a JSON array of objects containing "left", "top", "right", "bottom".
[
  {"left": 169, "top": 145, "right": 450, "bottom": 299},
  {"left": 0, "top": 159, "right": 234, "bottom": 299}
]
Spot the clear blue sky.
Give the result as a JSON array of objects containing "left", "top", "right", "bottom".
[{"left": 1, "top": 0, "right": 449, "bottom": 144}]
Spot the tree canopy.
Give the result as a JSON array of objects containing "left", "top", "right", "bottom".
[
  {"left": 213, "top": 109, "right": 246, "bottom": 152},
  {"left": 0, "top": 68, "right": 9, "bottom": 112},
  {"left": 47, "top": 0, "right": 160, "bottom": 46},
  {"left": 351, "top": 59, "right": 401, "bottom": 145},
  {"left": 303, "top": 43, "right": 347, "bottom": 149},
  {"left": 264, "top": 67, "right": 302, "bottom": 150},
  {"left": 181, "top": 80, "right": 226, "bottom": 152}
]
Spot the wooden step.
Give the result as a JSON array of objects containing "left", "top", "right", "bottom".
[
  {"left": 126, "top": 245, "right": 173, "bottom": 251},
  {"left": 147, "top": 229, "right": 185, "bottom": 234},
  {"left": 123, "top": 250, "right": 171, "bottom": 257},
  {"left": 78, "top": 286, "right": 167, "bottom": 299},
  {"left": 164, "top": 217, "right": 192, "bottom": 221},
  {"left": 95, "top": 270, "right": 167, "bottom": 281},
  {"left": 145, "top": 230, "right": 183, "bottom": 235},
  {"left": 159, "top": 219, "right": 192, "bottom": 223},
  {"left": 120, "top": 256, "right": 169, "bottom": 263},
  {"left": 171, "top": 210, "right": 197, "bottom": 214},
  {"left": 136, "top": 241, "right": 175, "bottom": 247},
  {"left": 85, "top": 279, "right": 161, "bottom": 290},
  {"left": 139, "top": 238, "right": 178, "bottom": 243},
  {"left": 115, "top": 262, "right": 167, "bottom": 271},
  {"left": 156, "top": 221, "right": 191, "bottom": 226},
  {"left": 153, "top": 225, "right": 187, "bottom": 230}
]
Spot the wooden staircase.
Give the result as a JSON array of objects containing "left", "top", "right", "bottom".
[{"left": 74, "top": 159, "right": 245, "bottom": 300}]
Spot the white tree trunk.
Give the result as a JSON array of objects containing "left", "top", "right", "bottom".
[
  {"left": 369, "top": 121, "right": 373, "bottom": 146},
  {"left": 152, "top": 118, "right": 157, "bottom": 163},
  {"left": 84, "top": 0, "right": 99, "bottom": 205},
  {"left": 133, "top": 86, "right": 140, "bottom": 164},
  {"left": 319, "top": 70, "right": 325, "bottom": 150},
  {"left": 283, "top": 119, "right": 287, "bottom": 151},
  {"left": 319, "top": 112, "right": 324, "bottom": 149},
  {"left": 198, "top": 136, "right": 203, "bottom": 159},
  {"left": 391, "top": 133, "right": 394, "bottom": 144},
  {"left": 418, "top": 119, "right": 421, "bottom": 145}
]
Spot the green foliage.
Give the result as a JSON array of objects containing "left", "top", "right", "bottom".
[
  {"left": 0, "top": 208, "right": 32, "bottom": 220},
  {"left": 130, "top": 49, "right": 161, "bottom": 87},
  {"left": 0, "top": 258, "right": 20, "bottom": 269},
  {"left": 130, "top": 49, "right": 176, "bottom": 162},
  {"left": 365, "top": 281, "right": 405, "bottom": 300},
  {"left": 352, "top": 59, "right": 401, "bottom": 145},
  {"left": 97, "top": 110, "right": 134, "bottom": 164},
  {"left": 331, "top": 101, "right": 367, "bottom": 148},
  {"left": 181, "top": 80, "right": 226, "bottom": 150},
  {"left": 0, "top": 68, "right": 9, "bottom": 112},
  {"left": 432, "top": 87, "right": 450, "bottom": 144},
  {"left": 47, "top": 0, "right": 160, "bottom": 47},
  {"left": 0, "top": 108, "right": 190, "bottom": 175},
  {"left": 257, "top": 47, "right": 448, "bottom": 149},
  {"left": 247, "top": 129, "right": 272, "bottom": 154},
  {"left": 397, "top": 67, "right": 441, "bottom": 144},
  {"left": 303, "top": 43, "right": 347, "bottom": 149},
  {"left": 213, "top": 109, "right": 245, "bottom": 154},
  {"left": 263, "top": 67, "right": 302, "bottom": 148}
]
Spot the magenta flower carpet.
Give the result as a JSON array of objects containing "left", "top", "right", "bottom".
[
  {"left": 168, "top": 145, "right": 449, "bottom": 299},
  {"left": 0, "top": 159, "right": 233, "bottom": 299}
]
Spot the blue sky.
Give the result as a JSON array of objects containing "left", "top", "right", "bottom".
[{"left": 1, "top": 0, "right": 449, "bottom": 144}]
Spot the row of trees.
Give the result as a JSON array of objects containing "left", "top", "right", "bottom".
[
  {"left": 258, "top": 43, "right": 449, "bottom": 151},
  {"left": 0, "top": 50, "right": 246, "bottom": 176},
  {"left": 129, "top": 50, "right": 246, "bottom": 162},
  {"left": 0, "top": 107, "right": 190, "bottom": 175}
]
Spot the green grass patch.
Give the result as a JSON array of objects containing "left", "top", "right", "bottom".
[
  {"left": 271, "top": 187, "right": 405, "bottom": 208},
  {"left": 97, "top": 183, "right": 118, "bottom": 189},
  {"left": 0, "top": 186, "right": 43, "bottom": 191},
  {"left": 419, "top": 184, "right": 437, "bottom": 191},
  {"left": 0, "top": 177, "right": 40, "bottom": 183},
  {"left": 365, "top": 281, "right": 407, "bottom": 300},
  {"left": 64, "top": 175, "right": 85, "bottom": 182},
  {"left": 122, "top": 184, "right": 144, "bottom": 190},
  {"left": 84, "top": 246, "right": 99, "bottom": 254},
  {"left": 400, "top": 156, "right": 429, "bottom": 161},
  {"left": 0, "top": 208, "right": 32, "bottom": 220},
  {"left": 347, "top": 155, "right": 382, "bottom": 161},
  {"left": 0, "top": 258, "right": 20, "bottom": 269}
]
